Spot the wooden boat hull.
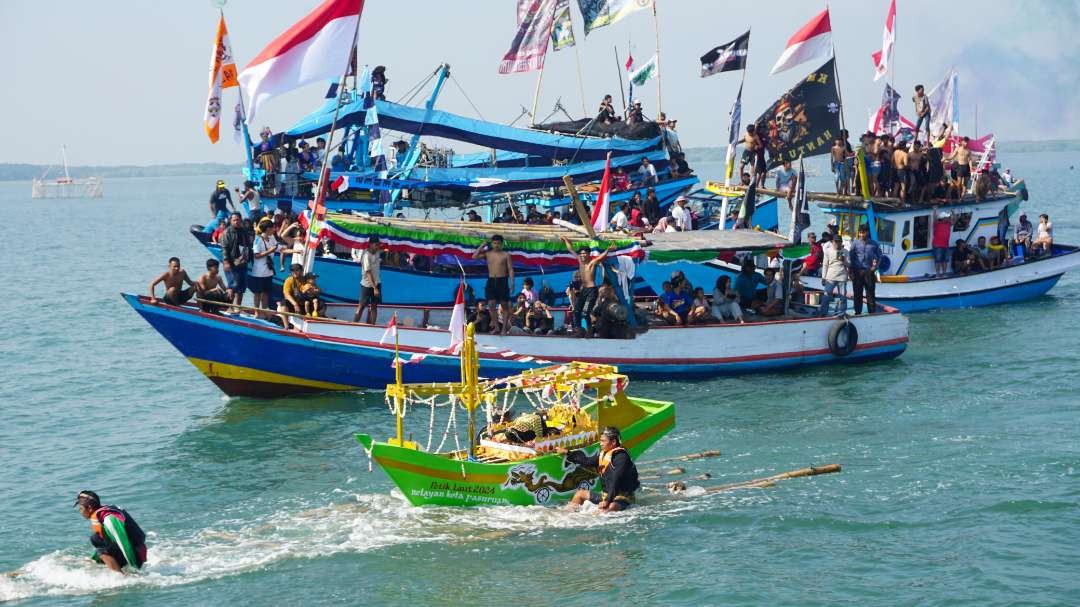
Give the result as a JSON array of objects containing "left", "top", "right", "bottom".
[
  {"left": 122, "top": 294, "right": 909, "bottom": 398},
  {"left": 802, "top": 245, "right": 1080, "bottom": 312},
  {"left": 355, "top": 398, "right": 675, "bottom": 507}
]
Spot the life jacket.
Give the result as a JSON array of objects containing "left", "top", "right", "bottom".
[
  {"left": 599, "top": 446, "right": 640, "bottom": 492},
  {"left": 92, "top": 506, "right": 147, "bottom": 566}
]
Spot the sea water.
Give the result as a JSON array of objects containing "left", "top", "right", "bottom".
[{"left": 1, "top": 150, "right": 1078, "bottom": 606}]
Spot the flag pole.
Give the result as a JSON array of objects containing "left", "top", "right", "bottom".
[
  {"left": 571, "top": 20, "right": 588, "bottom": 116},
  {"left": 824, "top": 2, "right": 846, "bottom": 133},
  {"left": 393, "top": 314, "right": 404, "bottom": 445},
  {"left": 651, "top": 0, "right": 663, "bottom": 114},
  {"left": 302, "top": 8, "right": 364, "bottom": 272},
  {"left": 528, "top": 0, "right": 559, "bottom": 126},
  {"left": 222, "top": 8, "right": 256, "bottom": 180},
  {"left": 614, "top": 46, "right": 627, "bottom": 112}
]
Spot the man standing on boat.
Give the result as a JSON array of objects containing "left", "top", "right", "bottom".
[
  {"left": 220, "top": 212, "right": 252, "bottom": 309},
  {"left": 474, "top": 235, "right": 515, "bottom": 335},
  {"left": 561, "top": 427, "right": 640, "bottom": 513},
  {"left": 848, "top": 225, "right": 882, "bottom": 315},
  {"left": 353, "top": 236, "right": 382, "bottom": 324},
  {"left": 561, "top": 236, "right": 615, "bottom": 337}
]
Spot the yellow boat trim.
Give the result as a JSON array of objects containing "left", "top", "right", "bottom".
[{"left": 186, "top": 357, "right": 357, "bottom": 391}]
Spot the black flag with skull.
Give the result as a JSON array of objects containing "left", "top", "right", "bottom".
[{"left": 753, "top": 58, "right": 841, "bottom": 170}]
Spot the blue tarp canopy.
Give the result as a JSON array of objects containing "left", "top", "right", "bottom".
[{"left": 284, "top": 100, "right": 662, "bottom": 162}]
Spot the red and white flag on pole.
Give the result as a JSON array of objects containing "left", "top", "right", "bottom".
[
  {"left": 239, "top": 0, "right": 364, "bottom": 124},
  {"left": 770, "top": 9, "right": 832, "bottom": 75},
  {"left": 590, "top": 153, "right": 613, "bottom": 233},
  {"left": 448, "top": 281, "right": 466, "bottom": 353},
  {"left": 871, "top": 0, "right": 896, "bottom": 81},
  {"left": 331, "top": 174, "right": 349, "bottom": 193},
  {"left": 380, "top": 313, "right": 398, "bottom": 344}
]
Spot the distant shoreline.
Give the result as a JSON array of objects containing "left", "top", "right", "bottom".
[{"left": 3, "top": 139, "right": 1077, "bottom": 182}]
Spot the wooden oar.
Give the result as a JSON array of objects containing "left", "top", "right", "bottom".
[{"left": 668, "top": 463, "right": 841, "bottom": 494}]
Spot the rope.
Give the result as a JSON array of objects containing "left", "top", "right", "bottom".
[
  {"left": 449, "top": 74, "right": 486, "bottom": 121},
  {"left": 395, "top": 67, "right": 439, "bottom": 106}
]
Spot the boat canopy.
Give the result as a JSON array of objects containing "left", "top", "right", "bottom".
[
  {"left": 305, "top": 214, "right": 644, "bottom": 267},
  {"left": 285, "top": 100, "right": 663, "bottom": 162},
  {"left": 644, "top": 230, "right": 794, "bottom": 263}
]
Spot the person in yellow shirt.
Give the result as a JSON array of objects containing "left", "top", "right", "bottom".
[
  {"left": 281, "top": 263, "right": 304, "bottom": 313},
  {"left": 300, "top": 273, "right": 326, "bottom": 317}
]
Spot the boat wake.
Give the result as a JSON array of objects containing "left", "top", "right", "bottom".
[{"left": 0, "top": 490, "right": 662, "bottom": 602}]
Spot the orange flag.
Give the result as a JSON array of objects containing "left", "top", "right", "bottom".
[{"left": 204, "top": 15, "right": 239, "bottom": 143}]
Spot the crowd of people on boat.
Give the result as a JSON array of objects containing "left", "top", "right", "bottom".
[{"left": 821, "top": 85, "right": 1016, "bottom": 205}]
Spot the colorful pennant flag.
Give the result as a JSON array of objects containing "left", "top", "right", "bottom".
[
  {"left": 204, "top": 15, "right": 238, "bottom": 144},
  {"left": 629, "top": 54, "right": 658, "bottom": 87},
  {"left": 551, "top": 0, "right": 576, "bottom": 51},
  {"left": 770, "top": 9, "right": 832, "bottom": 75},
  {"left": 499, "top": 0, "right": 559, "bottom": 74},
  {"left": 700, "top": 30, "right": 750, "bottom": 78},
  {"left": 578, "top": 0, "right": 653, "bottom": 35}
]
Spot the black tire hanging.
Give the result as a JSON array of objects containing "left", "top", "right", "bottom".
[{"left": 827, "top": 319, "right": 858, "bottom": 357}]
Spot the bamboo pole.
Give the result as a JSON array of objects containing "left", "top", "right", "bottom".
[
  {"left": 702, "top": 463, "right": 841, "bottom": 494},
  {"left": 637, "top": 449, "right": 721, "bottom": 467},
  {"left": 563, "top": 175, "right": 597, "bottom": 238},
  {"left": 651, "top": 0, "right": 663, "bottom": 114}
]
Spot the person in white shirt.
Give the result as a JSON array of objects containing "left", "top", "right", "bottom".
[
  {"left": 637, "top": 157, "right": 657, "bottom": 186},
  {"left": 1033, "top": 213, "right": 1054, "bottom": 256},
  {"left": 774, "top": 160, "right": 798, "bottom": 210},
  {"left": 818, "top": 232, "right": 848, "bottom": 316},
  {"left": 670, "top": 196, "right": 692, "bottom": 231},
  {"left": 1000, "top": 168, "right": 1013, "bottom": 186},
  {"left": 250, "top": 218, "right": 281, "bottom": 317},
  {"left": 611, "top": 203, "right": 630, "bottom": 231},
  {"left": 353, "top": 236, "right": 383, "bottom": 323}
]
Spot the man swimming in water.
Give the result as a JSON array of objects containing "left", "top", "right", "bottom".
[
  {"left": 473, "top": 234, "right": 514, "bottom": 335},
  {"left": 74, "top": 491, "right": 147, "bottom": 573},
  {"left": 561, "top": 427, "right": 640, "bottom": 513}
]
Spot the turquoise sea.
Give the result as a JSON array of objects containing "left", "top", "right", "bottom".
[{"left": 1, "top": 151, "right": 1079, "bottom": 605}]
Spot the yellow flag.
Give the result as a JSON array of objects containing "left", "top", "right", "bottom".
[{"left": 204, "top": 15, "right": 238, "bottom": 143}]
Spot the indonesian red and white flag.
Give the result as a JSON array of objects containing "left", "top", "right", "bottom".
[
  {"left": 871, "top": 0, "right": 896, "bottom": 81},
  {"left": 380, "top": 313, "right": 398, "bottom": 345},
  {"left": 448, "top": 281, "right": 466, "bottom": 352},
  {"left": 239, "top": 0, "right": 364, "bottom": 124},
  {"left": 770, "top": 9, "right": 832, "bottom": 75},
  {"left": 331, "top": 174, "right": 349, "bottom": 193},
  {"left": 204, "top": 15, "right": 239, "bottom": 144},
  {"left": 590, "top": 153, "right": 613, "bottom": 233}
]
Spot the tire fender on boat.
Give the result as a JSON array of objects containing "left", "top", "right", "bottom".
[{"left": 827, "top": 319, "right": 858, "bottom": 357}]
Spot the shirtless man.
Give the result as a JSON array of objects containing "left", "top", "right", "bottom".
[
  {"left": 473, "top": 234, "right": 514, "bottom": 334},
  {"left": 831, "top": 138, "right": 848, "bottom": 195},
  {"left": 892, "top": 143, "right": 909, "bottom": 200},
  {"left": 947, "top": 136, "right": 973, "bottom": 191},
  {"left": 740, "top": 125, "right": 759, "bottom": 180},
  {"left": 561, "top": 236, "right": 615, "bottom": 337},
  {"left": 194, "top": 258, "right": 234, "bottom": 313},
  {"left": 149, "top": 257, "right": 196, "bottom": 306},
  {"left": 906, "top": 141, "right": 926, "bottom": 203}
]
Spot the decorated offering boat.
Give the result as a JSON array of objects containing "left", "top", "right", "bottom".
[
  {"left": 125, "top": 218, "right": 908, "bottom": 398},
  {"left": 355, "top": 326, "right": 675, "bottom": 507}
]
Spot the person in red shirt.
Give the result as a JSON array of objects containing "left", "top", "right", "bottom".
[
  {"left": 612, "top": 167, "right": 630, "bottom": 192},
  {"left": 801, "top": 232, "right": 823, "bottom": 277},
  {"left": 931, "top": 207, "right": 954, "bottom": 275}
]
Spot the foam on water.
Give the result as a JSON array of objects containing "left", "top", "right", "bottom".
[{"left": 1, "top": 488, "right": 697, "bottom": 602}]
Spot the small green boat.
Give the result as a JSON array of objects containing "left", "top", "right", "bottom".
[{"left": 355, "top": 324, "right": 675, "bottom": 507}]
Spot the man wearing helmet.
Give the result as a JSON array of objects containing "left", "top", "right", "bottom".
[{"left": 561, "top": 426, "right": 641, "bottom": 512}]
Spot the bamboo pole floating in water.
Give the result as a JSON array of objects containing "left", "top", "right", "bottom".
[
  {"left": 637, "top": 450, "right": 722, "bottom": 467},
  {"left": 695, "top": 463, "right": 842, "bottom": 494}
]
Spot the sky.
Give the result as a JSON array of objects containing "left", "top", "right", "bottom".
[{"left": 3, "top": 0, "right": 1079, "bottom": 166}]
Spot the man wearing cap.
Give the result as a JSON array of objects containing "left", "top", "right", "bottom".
[
  {"left": 671, "top": 196, "right": 692, "bottom": 232},
  {"left": 353, "top": 236, "right": 383, "bottom": 324},
  {"left": 627, "top": 100, "right": 644, "bottom": 125},
  {"left": 561, "top": 427, "right": 641, "bottom": 512},
  {"left": 931, "top": 206, "right": 954, "bottom": 275},
  {"left": 74, "top": 491, "right": 147, "bottom": 573},
  {"left": 209, "top": 180, "right": 235, "bottom": 218}
]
